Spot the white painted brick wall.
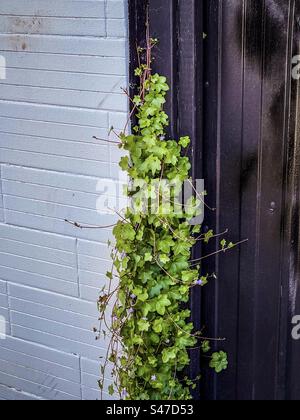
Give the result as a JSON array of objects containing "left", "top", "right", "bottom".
[{"left": 0, "top": 0, "right": 128, "bottom": 400}]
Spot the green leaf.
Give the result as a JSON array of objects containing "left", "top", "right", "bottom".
[
  {"left": 152, "top": 319, "right": 163, "bottom": 333},
  {"left": 179, "top": 136, "right": 191, "bottom": 148},
  {"left": 209, "top": 351, "right": 228, "bottom": 373},
  {"left": 134, "top": 67, "right": 143, "bottom": 76},
  {"left": 106, "top": 271, "right": 113, "bottom": 280},
  {"left": 204, "top": 230, "right": 214, "bottom": 244},
  {"left": 133, "top": 95, "right": 142, "bottom": 106},
  {"left": 144, "top": 252, "right": 153, "bottom": 262},
  {"left": 201, "top": 340, "right": 211, "bottom": 354},
  {"left": 157, "top": 235, "right": 175, "bottom": 254},
  {"left": 118, "top": 289, "right": 126, "bottom": 306},
  {"left": 148, "top": 356, "right": 158, "bottom": 366},
  {"left": 181, "top": 270, "right": 199, "bottom": 283},
  {"left": 113, "top": 222, "right": 136, "bottom": 252},
  {"left": 133, "top": 286, "right": 149, "bottom": 302},
  {"left": 155, "top": 295, "right": 171, "bottom": 315},
  {"left": 192, "top": 225, "right": 201, "bottom": 234},
  {"left": 162, "top": 348, "right": 177, "bottom": 363},
  {"left": 140, "top": 155, "right": 162, "bottom": 176},
  {"left": 159, "top": 254, "right": 170, "bottom": 264},
  {"left": 119, "top": 156, "right": 129, "bottom": 171},
  {"left": 173, "top": 241, "right": 189, "bottom": 256},
  {"left": 141, "top": 303, "right": 152, "bottom": 317},
  {"left": 149, "top": 332, "right": 160, "bottom": 344},
  {"left": 137, "top": 319, "right": 150, "bottom": 332},
  {"left": 220, "top": 239, "right": 227, "bottom": 249}
]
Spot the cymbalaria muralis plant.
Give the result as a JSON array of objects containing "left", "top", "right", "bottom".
[{"left": 97, "top": 31, "right": 245, "bottom": 401}]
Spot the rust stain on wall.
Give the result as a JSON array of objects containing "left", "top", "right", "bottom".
[{"left": 11, "top": 16, "right": 42, "bottom": 35}]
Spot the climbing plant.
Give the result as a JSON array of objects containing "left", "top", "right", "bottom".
[{"left": 96, "top": 29, "right": 246, "bottom": 401}]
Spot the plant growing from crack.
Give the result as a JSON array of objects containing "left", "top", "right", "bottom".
[{"left": 93, "top": 28, "right": 247, "bottom": 401}]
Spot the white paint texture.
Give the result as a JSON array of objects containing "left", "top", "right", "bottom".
[{"left": 0, "top": 0, "right": 128, "bottom": 400}]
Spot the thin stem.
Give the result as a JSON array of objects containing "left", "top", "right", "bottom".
[
  {"left": 187, "top": 178, "right": 216, "bottom": 212},
  {"left": 109, "top": 127, "right": 123, "bottom": 140},
  {"left": 92, "top": 136, "right": 121, "bottom": 145},
  {"left": 195, "top": 228, "right": 229, "bottom": 242},
  {"left": 65, "top": 219, "right": 117, "bottom": 230},
  {"left": 190, "top": 239, "right": 249, "bottom": 265}
]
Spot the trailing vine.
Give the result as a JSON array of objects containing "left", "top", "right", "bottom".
[{"left": 96, "top": 28, "right": 246, "bottom": 401}]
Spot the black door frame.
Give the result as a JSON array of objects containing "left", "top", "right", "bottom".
[
  {"left": 128, "top": 0, "right": 300, "bottom": 401},
  {"left": 129, "top": 0, "right": 204, "bottom": 398}
]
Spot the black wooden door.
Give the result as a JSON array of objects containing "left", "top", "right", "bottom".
[{"left": 129, "top": 0, "right": 300, "bottom": 400}]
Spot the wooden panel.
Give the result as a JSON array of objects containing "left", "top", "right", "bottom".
[{"left": 203, "top": 0, "right": 300, "bottom": 400}]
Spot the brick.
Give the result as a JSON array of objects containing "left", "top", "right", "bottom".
[
  {"left": 81, "top": 356, "right": 113, "bottom": 378},
  {"left": 0, "top": 345, "right": 80, "bottom": 383},
  {"left": 0, "top": 34, "right": 127, "bottom": 57},
  {"left": 0, "top": 252, "right": 77, "bottom": 282},
  {"left": 0, "top": 238, "right": 76, "bottom": 267},
  {"left": 0, "top": 280, "right": 7, "bottom": 294},
  {"left": 0, "top": 371, "right": 79, "bottom": 400},
  {"left": 0, "top": 265, "right": 78, "bottom": 296},
  {"left": 0, "top": 149, "right": 113, "bottom": 178},
  {"left": 0, "top": 16, "right": 107, "bottom": 37},
  {"left": 1, "top": 68, "right": 126, "bottom": 93},
  {"left": 82, "top": 386, "right": 115, "bottom": 401},
  {"left": 3, "top": 195, "right": 118, "bottom": 227},
  {"left": 77, "top": 239, "right": 111, "bottom": 260},
  {"left": 12, "top": 325, "right": 107, "bottom": 361},
  {"left": 0, "top": 335, "right": 79, "bottom": 369},
  {"left": 0, "top": 85, "right": 128, "bottom": 111},
  {"left": 0, "top": 293, "right": 8, "bottom": 309},
  {"left": 0, "top": 384, "right": 43, "bottom": 400},
  {"left": 0, "top": 118, "right": 111, "bottom": 143},
  {"left": 4, "top": 210, "right": 114, "bottom": 243},
  {"left": 0, "top": 359, "right": 81, "bottom": 397},
  {"left": 10, "top": 298, "right": 96, "bottom": 331},
  {"left": 2, "top": 52, "right": 127, "bottom": 75},
  {"left": 78, "top": 270, "right": 117, "bottom": 291},
  {"left": 8, "top": 284, "right": 98, "bottom": 318},
  {"left": 10, "top": 311, "right": 101, "bottom": 347},
  {"left": 80, "top": 285, "right": 102, "bottom": 302},
  {"left": 0, "top": 135, "right": 109, "bottom": 163},
  {"left": 0, "top": 223, "right": 76, "bottom": 252},
  {"left": 0, "top": 101, "right": 108, "bottom": 127},
  {"left": 78, "top": 255, "right": 111, "bottom": 275},
  {"left": 0, "top": 1, "right": 106, "bottom": 18},
  {"left": 2, "top": 166, "right": 122, "bottom": 196},
  {"left": 106, "top": 0, "right": 126, "bottom": 19},
  {"left": 107, "top": 19, "right": 127, "bottom": 37},
  {"left": 109, "top": 111, "right": 128, "bottom": 130}
]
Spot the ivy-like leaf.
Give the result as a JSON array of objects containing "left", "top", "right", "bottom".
[
  {"left": 179, "top": 136, "right": 191, "bottom": 148},
  {"left": 140, "top": 155, "right": 162, "bottom": 176},
  {"left": 155, "top": 295, "right": 171, "bottom": 315},
  {"left": 152, "top": 319, "right": 163, "bottom": 333},
  {"left": 162, "top": 348, "right": 177, "bottom": 363},
  {"left": 201, "top": 340, "right": 211, "bottom": 354},
  {"left": 209, "top": 351, "right": 228, "bottom": 373},
  {"left": 137, "top": 319, "right": 150, "bottom": 332}
]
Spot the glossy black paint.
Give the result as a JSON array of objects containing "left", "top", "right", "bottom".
[
  {"left": 202, "top": 0, "right": 300, "bottom": 400},
  {"left": 129, "top": 0, "right": 300, "bottom": 400}
]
